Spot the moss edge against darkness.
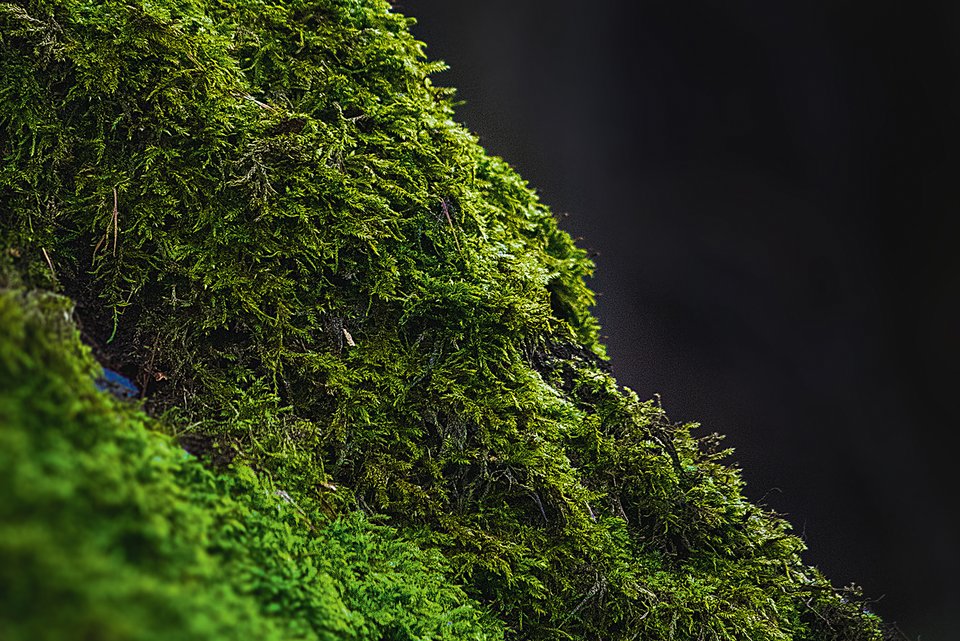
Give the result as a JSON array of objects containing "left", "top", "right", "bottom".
[{"left": 0, "top": 0, "right": 886, "bottom": 639}]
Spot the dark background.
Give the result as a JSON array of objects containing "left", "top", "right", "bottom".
[{"left": 403, "top": 1, "right": 958, "bottom": 639}]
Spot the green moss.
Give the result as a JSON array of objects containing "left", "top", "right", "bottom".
[
  {"left": 0, "top": 289, "right": 503, "bottom": 640},
  {"left": 1, "top": 0, "right": 885, "bottom": 639}
]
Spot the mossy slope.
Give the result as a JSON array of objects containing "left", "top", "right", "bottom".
[
  {"left": 0, "top": 289, "right": 504, "bottom": 641},
  {"left": 1, "top": 0, "right": 884, "bottom": 639}
]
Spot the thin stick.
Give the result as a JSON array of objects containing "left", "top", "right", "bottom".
[
  {"left": 242, "top": 93, "right": 276, "bottom": 111},
  {"left": 41, "top": 247, "right": 56, "bottom": 279},
  {"left": 112, "top": 187, "right": 118, "bottom": 255},
  {"left": 92, "top": 233, "right": 107, "bottom": 263},
  {"left": 441, "top": 198, "right": 462, "bottom": 253}
]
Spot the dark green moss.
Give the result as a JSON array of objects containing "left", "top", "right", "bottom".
[{"left": 1, "top": 0, "right": 885, "bottom": 638}]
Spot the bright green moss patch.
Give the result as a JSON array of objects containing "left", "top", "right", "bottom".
[
  {"left": 1, "top": 0, "right": 885, "bottom": 639},
  {"left": 0, "top": 289, "right": 503, "bottom": 640}
]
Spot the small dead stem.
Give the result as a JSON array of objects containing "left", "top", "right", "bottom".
[
  {"left": 92, "top": 233, "right": 107, "bottom": 262},
  {"left": 92, "top": 187, "right": 120, "bottom": 261},
  {"left": 441, "top": 198, "right": 462, "bottom": 253},
  {"left": 112, "top": 186, "right": 118, "bottom": 256},
  {"left": 241, "top": 93, "right": 276, "bottom": 111},
  {"left": 41, "top": 247, "right": 56, "bottom": 280}
]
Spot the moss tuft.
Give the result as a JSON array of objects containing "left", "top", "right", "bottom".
[
  {"left": 1, "top": 1, "right": 884, "bottom": 639},
  {"left": 0, "top": 289, "right": 504, "bottom": 640}
]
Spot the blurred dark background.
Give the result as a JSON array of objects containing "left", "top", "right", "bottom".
[{"left": 403, "top": 1, "right": 959, "bottom": 639}]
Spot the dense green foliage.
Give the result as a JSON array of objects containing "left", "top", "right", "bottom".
[
  {"left": 1, "top": 0, "right": 885, "bottom": 638},
  {"left": 0, "top": 289, "right": 504, "bottom": 640}
]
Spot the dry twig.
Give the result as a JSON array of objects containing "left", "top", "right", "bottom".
[
  {"left": 41, "top": 247, "right": 56, "bottom": 279},
  {"left": 441, "top": 198, "right": 462, "bottom": 252},
  {"left": 112, "top": 186, "right": 118, "bottom": 255}
]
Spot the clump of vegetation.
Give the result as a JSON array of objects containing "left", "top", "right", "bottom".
[
  {"left": 0, "top": 289, "right": 504, "bottom": 641},
  {"left": 1, "top": 0, "right": 885, "bottom": 639}
]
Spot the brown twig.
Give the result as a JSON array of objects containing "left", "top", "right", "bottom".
[
  {"left": 441, "top": 198, "right": 462, "bottom": 252},
  {"left": 112, "top": 187, "right": 118, "bottom": 255},
  {"left": 92, "top": 233, "right": 107, "bottom": 262}
]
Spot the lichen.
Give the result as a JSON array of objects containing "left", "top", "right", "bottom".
[{"left": 1, "top": 0, "right": 885, "bottom": 639}]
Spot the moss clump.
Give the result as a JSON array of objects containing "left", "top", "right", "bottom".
[
  {"left": 0, "top": 289, "right": 504, "bottom": 640},
  {"left": 1, "top": 0, "right": 884, "bottom": 639}
]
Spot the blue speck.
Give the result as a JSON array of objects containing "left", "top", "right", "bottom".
[{"left": 95, "top": 367, "right": 139, "bottom": 399}]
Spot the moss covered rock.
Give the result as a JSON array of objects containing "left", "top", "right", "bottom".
[
  {"left": 0, "top": 289, "right": 504, "bottom": 640},
  {"left": 1, "top": 0, "right": 884, "bottom": 638}
]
